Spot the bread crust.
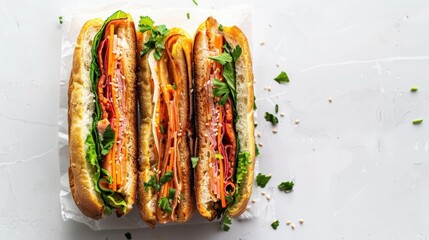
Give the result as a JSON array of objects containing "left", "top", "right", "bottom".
[
  {"left": 68, "top": 15, "right": 137, "bottom": 219},
  {"left": 137, "top": 28, "right": 194, "bottom": 227},
  {"left": 193, "top": 17, "right": 255, "bottom": 220},
  {"left": 68, "top": 18, "right": 105, "bottom": 220}
]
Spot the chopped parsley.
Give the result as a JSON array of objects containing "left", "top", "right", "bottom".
[
  {"left": 186, "top": 12, "right": 190, "bottom": 19},
  {"left": 410, "top": 86, "right": 418, "bottom": 92},
  {"left": 275, "top": 104, "right": 279, "bottom": 113},
  {"left": 413, "top": 119, "right": 423, "bottom": 125},
  {"left": 158, "top": 188, "right": 176, "bottom": 214},
  {"left": 191, "top": 157, "right": 199, "bottom": 168},
  {"left": 192, "top": 0, "right": 199, "bottom": 6},
  {"left": 220, "top": 214, "right": 232, "bottom": 231},
  {"left": 271, "top": 220, "right": 280, "bottom": 230},
  {"left": 138, "top": 16, "right": 169, "bottom": 60},
  {"left": 278, "top": 181, "right": 294, "bottom": 192},
  {"left": 59, "top": 16, "right": 63, "bottom": 24},
  {"left": 213, "top": 79, "right": 230, "bottom": 105},
  {"left": 218, "top": 24, "right": 223, "bottom": 31},
  {"left": 265, "top": 112, "right": 279, "bottom": 125},
  {"left": 274, "top": 71, "right": 290, "bottom": 83},
  {"left": 256, "top": 173, "right": 271, "bottom": 188}
]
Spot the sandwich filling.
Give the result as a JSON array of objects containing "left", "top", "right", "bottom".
[
  {"left": 140, "top": 18, "right": 192, "bottom": 221},
  {"left": 203, "top": 20, "right": 251, "bottom": 212},
  {"left": 86, "top": 11, "right": 129, "bottom": 214}
]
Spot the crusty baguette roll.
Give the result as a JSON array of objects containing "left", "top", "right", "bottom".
[
  {"left": 68, "top": 11, "right": 137, "bottom": 219},
  {"left": 137, "top": 24, "right": 194, "bottom": 227},
  {"left": 194, "top": 17, "right": 255, "bottom": 220}
]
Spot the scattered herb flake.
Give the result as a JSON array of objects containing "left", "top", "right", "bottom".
[
  {"left": 256, "top": 173, "right": 271, "bottom": 188},
  {"left": 59, "top": 16, "right": 63, "bottom": 24},
  {"left": 192, "top": 0, "right": 199, "bottom": 6},
  {"left": 158, "top": 197, "right": 172, "bottom": 213},
  {"left": 265, "top": 112, "right": 279, "bottom": 125},
  {"left": 413, "top": 119, "right": 423, "bottom": 125},
  {"left": 255, "top": 144, "right": 259, "bottom": 157},
  {"left": 278, "top": 181, "right": 294, "bottom": 192},
  {"left": 160, "top": 124, "right": 165, "bottom": 134},
  {"left": 220, "top": 214, "right": 232, "bottom": 231},
  {"left": 274, "top": 71, "right": 289, "bottom": 83},
  {"left": 138, "top": 16, "right": 169, "bottom": 60},
  {"left": 191, "top": 157, "right": 199, "bottom": 168},
  {"left": 411, "top": 86, "right": 418, "bottom": 92},
  {"left": 253, "top": 96, "right": 257, "bottom": 110},
  {"left": 275, "top": 104, "right": 279, "bottom": 113},
  {"left": 186, "top": 12, "right": 190, "bottom": 19},
  {"left": 271, "top": 220, "right": 280, "bottom": 230},
  {"left": 124, "top": 232, "right": 132, "bottom": 239}
]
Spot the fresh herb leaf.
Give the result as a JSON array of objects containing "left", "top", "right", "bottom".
[
  {"left": 160, "top": 124, "right": 165, "bottom": 134},
  {"left": 411, "top": 86, "right": 418, "bottom": 92},
  {"left": 271, "top": 220, "right": 280, "bottom": 230},
  {"left": 144, "top": 171, "right": 173, "bottom": 192},
  {"left": 225, "top": 195, "right": 233, "bottom": 203},
  {"left": 218, "top": 24, "right": 223, "bottom": 31},
  {"left": 215, "top": 153, "right": 223, "bottom": 159},
  {"left": 186, "top": 12, "right": 190, "bottom": 19},
  {"left": 191, "top": 157, "right": 199, "bottom": 168},
  {"left": 275, "top": 104, "right": 279, "bottom": 113},
  {"left": 124, "top": 232, "right": 132, "bottom": 239},
  {"left": 256, "top": 173, "right": 271, "bottom": 188},
  {"left": 209, "top": 53, "right": 233, "bottom": 65},
  {"left": 222, "top": 62, "right": 237, "bottom": 103},
  {"left": 160, "top": 171, "right": 174, "bottom": 185},
  {"left": 104, "top": 193, "right": 127, "bottom": 214},
  {"left": 274, "top": 71, "right": 289, "bottom": 83},
  {"left": 138, "top": 16, "right": 169, "bottom": 60},
  {"left": 101, "top": 125, "right": 115, "bottom": 155},
  {"left": 59, "top": 16, "right": 63, "bottom": 24},
  {"left": 144, "top": 175, "right": 159, "bottom": 192},
  {"left": 168, "top": 188, "right": 176, "bottom": 200},
  {"left": 255, "top": 144, "right": 259, "bottom": 157},
  {"left": 278, "top": 181, "right": 294, "bottom": 192},
  {"left": 265, "top": 112, "right": 279, "bottom": 125},
  {"left": 213, "top": 78, "right": 230, "bottom": 105},
  {"left": 413, "top": 119, "right": 423, "bottom": 125},
  {"left": 158, "top": 197, "right": 172, "bottom": 213},
  {"left": 192, "top": 0, "right": 199, "bottom": 6},
  {"left": 220, "top": 214, "right": 232, "bottom": 231},
  {"left": 231, "top": 45, "right": 242, "bottom": 63}
]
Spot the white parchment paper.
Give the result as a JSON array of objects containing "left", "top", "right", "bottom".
[{"left": 58, "top": 2, "right": 259, "bottom": 230}]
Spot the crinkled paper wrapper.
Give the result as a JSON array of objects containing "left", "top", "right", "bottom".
[{"left": 58, "top": 1, "right": 259, "bottom": 230}]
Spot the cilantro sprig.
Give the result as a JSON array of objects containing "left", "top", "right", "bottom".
[
  {"left": 220, "top": 214, "right": 232, "bottom": 231},
  {"left": 144, "top": 171, "right": 173, "bottom": 191},
  {"left": 158, "top": 188, "right": 176, "bottom": 213},
  {"left": 138, "top": 16, "right": 169, "bottom": 60},
  {"left": 278, "top": 181, "right": 294, "bottom": 192},
  {"left": 256, "top": 173, "right": 271, "bottom": 188}
]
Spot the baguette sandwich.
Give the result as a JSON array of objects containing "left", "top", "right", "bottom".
[
  {"left": 193, "top": 17, "right": 255, "bottom": 220},
  {"left": 68, "top": 10, "right": 137, "bottom": 219},
  {"left": 136, "top": 17, "right": 195, "bottom": 227}
]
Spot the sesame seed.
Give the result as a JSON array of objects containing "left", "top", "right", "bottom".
[
  {"left": 261, "top": 191, "right": 266, "bottom": 196},
  {"left": 204, "top": 134, "right": 208, "bottom": 137},
  {"left": 295, "top": 119, "right": 300, "bottom": 124},
  {"left": 260, "top": 42, "right": 265, "bottom": 46},
  {"left": 246, "top": 205, "right": 251, "bottom": 209},
  {"left": 266, "top": 195, "right": 271, "bottom": 201},
  {"left": 251, "top": 199, "right": 257, "bottom": 203},
  {"left": 177, "top": 133, "right": 182, "bottom": 137},
  {"left": 258, "top": 142, "right": 264, "bottom": 147},
  {"left": 257, "top": 132, "right": 261, "bottom": 138},
  {"left": 328, "top": 98, "right": 332, "bottom": 103},
  {"left": 291, "top": 224, "right": 295, "bottom": 230},
  {"left": 279, "top": 112, "right": 285, "bottom": 117},
  {"left": 286, "top": 221, "right": 291, "bottom": 225},
  {"left": 299, "top": 219, "right": 304, "bottom": 224},
  {"left": 272, "top": 129, "right": 278, "bottom": 134}
]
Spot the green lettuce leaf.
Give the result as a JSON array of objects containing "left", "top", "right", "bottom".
[{"left": 87, "top": 10, "right": 128, "bottom": 214}]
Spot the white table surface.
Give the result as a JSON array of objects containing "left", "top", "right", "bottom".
[{"left": 1, "top": 0, "right": 429, "bottom": 239}]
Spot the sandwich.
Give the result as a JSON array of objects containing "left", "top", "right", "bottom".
[
  {"left": 136, "top": 17, "right": 194, "bottom": 227},
  {"left": 193, "top": 17, "right": 255, "bottom": 220},
  {"left": 68, "top": 10, "right": 137, "bottom": 220}
]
